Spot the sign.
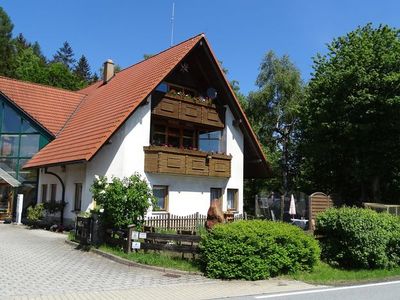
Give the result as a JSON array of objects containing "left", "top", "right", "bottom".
[
  {"left": 131, "top": 231, "right": 139, "bottom": 240},
  {"left": 132, "top": 242, "right": 141, "bottom": 249},
  {"left": 16, "top": 194, "right": 24, "bottom": 225},
  {"left": 139, "top": 232, "right": 147, "bottom": 239}
]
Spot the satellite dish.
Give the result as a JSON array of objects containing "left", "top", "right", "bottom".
[{"left": 206, "top": 87, "right": 217, "bottom": 100}]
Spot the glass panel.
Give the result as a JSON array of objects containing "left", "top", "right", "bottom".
[
  {"left": 183, "top": 129, "right": 195, "bottom": 149},
  {"left": 167, "top": 128, "right": 180, "bottom": 147},
  {"left": 199, "top": 131, "right": 221, "bottom": 152},
  {"left": 153, "top": 186, "right": 167, "bottom": 209},
  {"left": 0, "top": 135, "right": 19, "bottom": 157},
  {"left": 210, "top": 188, "right": 222, "bottom": 202},
  {"left": 18, "top": 159, "right": 37, "bottom": 182},
  {"left": 152, "top": 133, "right": 166, "bottom": 146},
  {"left": 155, "top": 82, "right": 168, "bottom": 93},
  {"left": 21, "top": 119, "right": 37, "bottom": 133},
  {"left": 74, "top": 183, "right": 82, "bottom": 211},
  {"left": 50, "top": 184, "right": 57, "bottom": 203},
  {"left": 41, "top": 184, "right": 48, "bottom": 202},
  {"left": 0, "top": 158, "right": 17, "bottom": 178},
  {"left": 20, "top": 135, "right": 40, "bottom": 157},
  {"left": 227, "top": 189, "right": 237, "bottom": 210},
  {"left": 2, "top": 104, "right": 21, "bottom": 133}
]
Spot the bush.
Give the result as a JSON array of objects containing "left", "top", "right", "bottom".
[
  {"left": 200, "top": 220, "right": 320, "bottom": 280},
  {"left": 316, "top": 207, "right": 400, "bottom": 269},
  {"left": 91, "top": 173, "right": 156, "bottom": 229},
  {"left": 27, "top": 203, "right": 44, "bottom": 225}
]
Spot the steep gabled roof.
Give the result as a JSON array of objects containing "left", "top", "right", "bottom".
[
  {"left": 23, "top": 34, "right": 270, "bottom": 177},
  {"left": 0, "top": 76, "right": 86, "bottom": 136},
  {"left": 24, "top": 34, "right": 203, "bottom": 168}
]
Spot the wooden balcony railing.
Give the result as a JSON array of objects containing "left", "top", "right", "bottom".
[
  {"left": 144, "top": 146, "right": 231, "bottom": 178},
  {"left": 152, "top": 93, "right": 225, "bottom": 128}
]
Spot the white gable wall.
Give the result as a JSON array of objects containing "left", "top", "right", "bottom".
[{"left": 38, "top": 95, "right": 245, "bottom": 223}]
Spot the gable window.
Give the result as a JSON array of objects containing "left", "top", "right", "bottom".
[
  {"left": 74, "top": 183, "right": 83, "bottom": 211},
  {"left": 50, "top": 184, "right": 57, "bottom": 204},
  {"left": 199, "top": 130, "right": 221, "bottom": 153},
  {"left": 41, "top": 184, "right": 48, "bottom": 203},
  {"left": 227, "top": 189, "right": 238, "bottom": 211},
  {"left": 153, "top": 185, "right": 168, "bottom": 211}
]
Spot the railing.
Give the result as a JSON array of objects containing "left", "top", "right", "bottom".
[
  {"left": 144, "top": 146, "right": 231, "bottom": 178},
  {"left": 144, "top": 212, "right": 247, "bottom": 231},
  {"left": 363, "top": 202, "right": 400, "bottom": 216}
]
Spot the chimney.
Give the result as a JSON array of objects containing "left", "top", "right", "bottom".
[{"left": 103, "top": 59, "right": 115, "bottom": 83}]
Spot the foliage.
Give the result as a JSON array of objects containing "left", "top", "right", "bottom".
[
  {"left": 99, "top": 244, "right": 201, "bottom": 273},
  {"left": 200, "top": 220, "right": 320, "bottom": 280},
  {"left": 42, "top": 201, "right": 65, "bottom": 214},
  {"left": 299, "top": 24, "right": 400, "bottom": 203},
  {"left": 316, "top": 207, "right": 400, "bottom": 269},
  {"left": 0, "top": 7, "right": 93, "bottom": 90},
  {"left": 246, "top": 51, "right": 304, "bottom": 195},
  {"left": 27, "top": 203, "right": 44, "bottom": 223},
  {"left": 289, "top": 261, "right": 400, "bottom": 285},
  {"left": 91, "top": 173, "right": 156, "bottom": 229},
  {"left": 53, "top": 41, "right": 76, "bottom": 69},
  {"left": 74, "top": 55, "right": 92, "bottom": 82},
  {"left": 0, "top": 6, "right": 14, "bottom": 77}
]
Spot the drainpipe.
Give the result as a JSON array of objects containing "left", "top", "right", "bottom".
[{"left": 44, "top": 167, "right": 65, "bottom": 226}]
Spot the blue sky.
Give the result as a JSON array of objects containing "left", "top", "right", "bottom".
[{"left": 2, "top": 0, "right": 400, "bottom": 94}]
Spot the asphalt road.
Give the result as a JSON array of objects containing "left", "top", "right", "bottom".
[{"left": 245, "top": 280, "right": 400, "bottom": 300}]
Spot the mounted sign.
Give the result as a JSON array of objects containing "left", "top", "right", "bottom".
[
  {"left": 132, "top": 242, "right": 141, "bottom": 249},
  {"left": 139, "top": 232, "right": 147, "bottom": 239},
  {"left": 131, "top": 231, "right": 139, "bottom": 240}
]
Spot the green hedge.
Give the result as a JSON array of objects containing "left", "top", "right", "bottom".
[
  {"left": 316, "top": 207, "right": 400, "bottom": 269},
  {"left": 200, "top": 220, "right": 320, "bottom": 280}
]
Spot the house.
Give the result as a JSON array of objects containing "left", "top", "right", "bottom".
[{"left": 1, "top": 34, "right": 269, "bottom": 224}]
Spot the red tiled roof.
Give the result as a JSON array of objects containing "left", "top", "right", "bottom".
[
  {"left": 0, "top": 77, "right": 86, "bottom": 136},
  {"left": 23, "top": 33, "right": 269, "bottom": 176},
  {"left": 24, "top": 34, "right": 204, "bottom": 168}
]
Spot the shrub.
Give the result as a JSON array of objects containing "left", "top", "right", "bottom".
[
  {"left": 27, "top": 203, "right": 44, "bottom": 225},
  {"left": 316, "top": 207, "right": 400, "bottom": 269},
  {"left": 200, "top": 220, "right": 320, "bottom": 280},
  {"left": 91, "top": 173, "right": 156, "bottom": 229}
]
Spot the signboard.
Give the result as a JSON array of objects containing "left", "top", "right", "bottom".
[
  {"left": 139, "top": 232, "right": 147, "bottom": 239},
  {"left": 132, "top": 242, "right": 141, "bottom": 249},
  {"left": 131, "top": 231, "right": 139, "bottom": 240}
]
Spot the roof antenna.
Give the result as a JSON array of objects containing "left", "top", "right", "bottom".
[{"left": 170, "top": 2, "right": 175, "bottom": 47}]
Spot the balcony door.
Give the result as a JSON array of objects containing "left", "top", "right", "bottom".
[{"left": 0, "top": 183, "right": 13, "bottom": 220}]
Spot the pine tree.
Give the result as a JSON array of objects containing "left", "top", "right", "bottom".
[
  {"left": 0, "top": 7, "right": 15, "bottom": 76},
  {"left": 53, "top": 41, "right": 76, "bottom": 69},
  {"left": 74, "top": 55, "right": 91, "bottom": 82}
]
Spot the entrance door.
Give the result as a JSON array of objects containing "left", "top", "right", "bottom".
[{"left": 0, "top": 183, "right": 13, "bottom": 220}]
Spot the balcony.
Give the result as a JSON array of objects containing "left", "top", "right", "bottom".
[
  {"left": 152, "top": 92, "right": 225, "bottom": 128},
  {"left": 144, "top": 146, "right": 231, "bottom": 178}
]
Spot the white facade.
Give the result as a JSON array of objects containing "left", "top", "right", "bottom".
[{"left": 38, "top": 96, "right": 244, "bottom": 222}]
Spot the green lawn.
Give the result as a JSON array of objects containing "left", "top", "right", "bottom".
[
  {"left": 98, "top": 244, "right": 201, "bottom": 273},
  {"left": 288, "top": 262, "right": 400, "bottom": 285}
]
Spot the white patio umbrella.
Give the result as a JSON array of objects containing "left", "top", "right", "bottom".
[{"left": 289, "top": 194, "right": 296, "bottom": 219}]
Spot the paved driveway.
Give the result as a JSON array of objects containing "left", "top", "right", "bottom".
[
  {"left": 0, "top": 224, "right": 317, "bottom": 299},
  {"left": 0, "top": 224, "right": 211, "bottom": 298}
]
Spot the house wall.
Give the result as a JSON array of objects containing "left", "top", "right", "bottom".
[{"left": 37, "top": 95, "right": 245, "bottom": 223}]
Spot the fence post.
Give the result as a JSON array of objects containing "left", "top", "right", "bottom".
[
  {"left": 126, "top": 225, "right": 133, "bottom": 253},
  {"left": 244, "top": 211, "right": 247, "bottom": 220},
  {"left": 167, "top": 213, "right": 171, "bottom": 230}
]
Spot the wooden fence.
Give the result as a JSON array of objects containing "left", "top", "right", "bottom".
[{"left": 143, "top": 212, "right": 247, "bottom": 231}]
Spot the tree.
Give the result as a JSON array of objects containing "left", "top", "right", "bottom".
[
  {"left": 53, "top": 41, "right": 76, "bottom": 69},
  {"left": 44, "top": 62, "right": 84, "bottom": 90},
  {"left": 246, "top": 51, "right": 303, "bottom": 195},
  {"left": 14, "top": 48, "right": 47, "bottom": 83},
  {"left": 0, "top": 7, "right": 15, "bottom": 76},
  {"left": 74, "top": 55, "right": 91, "bottom": 82},
  {"left": 299, "top": 24, "right": 400, "bottom": 203}
]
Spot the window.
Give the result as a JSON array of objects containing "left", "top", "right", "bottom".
[
  {"left": 151, "top": 123, "right": 196, "bottom": 149},
  {"left": 153, "top": 185, "right": 168, "bottom": 211},
  {"left": 210, "top": 188, "right": 222, "bottom": 203},
  {"left": 41, "top": 184, "right": 48, "bottom": 203},
  {"left": 50, "top": 184, "right": 57, "bottom": 204},
  {"left": 74, "top": 183, "right": 83, "bottom": 211},
  {"left": 2, "top": 104, "right": 21, "bottom": 133},
  {"left": 155, "top": 82, "right": 169, "bottom": 93},
  {"left": 19, "top": 134, "right": 40, "bottom": 157},
  {"left": 227, "top": 189, "right": 238, "bottom": 211},
  {"left": 0, "top": 135, "right": 19, "bottom": 157},
  {"left": 199, "top": 131, "right": 221, "bottom": 152}
]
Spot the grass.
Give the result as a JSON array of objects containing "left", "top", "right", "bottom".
[
  {"left": 288, "top": 261, "right": 400, "bottom": 285},
  {"left": 98, "top": 244, "right": 201, "bottom": 273}
]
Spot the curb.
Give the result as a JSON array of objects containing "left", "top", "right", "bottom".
[{"left": 64, "top": 239, "right": 202, "bottom": 276}]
